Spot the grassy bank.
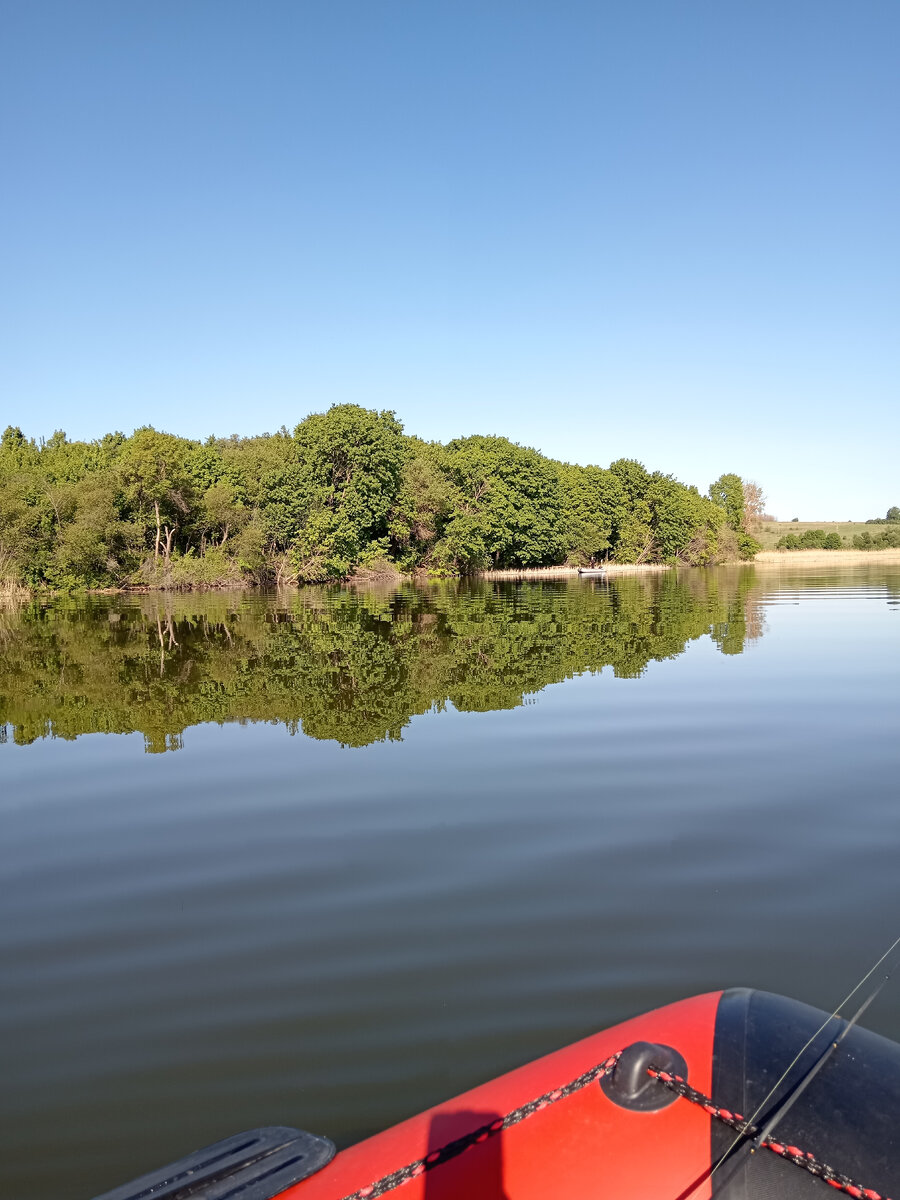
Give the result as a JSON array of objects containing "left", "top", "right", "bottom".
[{"left": 755, "top": 521, "right": 877, "bottom": 550}]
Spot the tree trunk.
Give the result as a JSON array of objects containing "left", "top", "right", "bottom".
[{"left": 154, "top": 501, "right": 162, "bottom": 560}]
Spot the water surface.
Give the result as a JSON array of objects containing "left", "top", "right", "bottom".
[{"left": 2, "top": 565, "right": 899, "bottom": 1199}]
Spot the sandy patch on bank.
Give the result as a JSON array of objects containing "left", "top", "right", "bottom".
[{"left": 754, "top": 549, "right": 900, "bottom": 565}]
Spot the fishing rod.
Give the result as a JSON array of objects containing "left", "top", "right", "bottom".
[{"left": 700, "top": 930, "right": 900, "bottom": 1194}]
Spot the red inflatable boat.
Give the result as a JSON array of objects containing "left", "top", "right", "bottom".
[{"left": 94, "top": 988, "right": 900, "bottom": 1200}]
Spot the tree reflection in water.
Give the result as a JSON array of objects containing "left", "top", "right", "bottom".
[{"left": 0, "top": 571, "right": 766, "bottom": 752}]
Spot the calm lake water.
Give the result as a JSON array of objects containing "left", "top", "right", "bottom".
[{"left": 3, "top": 563, "right": 900, "bottom": 1199}]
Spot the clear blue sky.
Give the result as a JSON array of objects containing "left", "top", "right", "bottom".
[{"left": 2, "top": 1, "right": 897, "bottom": 519}]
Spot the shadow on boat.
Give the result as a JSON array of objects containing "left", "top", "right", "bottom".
[{"left": 424, "top": 1109, "right": 510, "bottom": 1200}]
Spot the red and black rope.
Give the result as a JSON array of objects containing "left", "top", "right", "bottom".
[
  {"left": 649, "top": 1066, "right": 894, "bottom": 1200},
  {"left": 340, "top": 1054, "right": 621, "bottom": 1199},
  {"left": 340, "top": 1052, "right": 893, "bottom": 1200}
]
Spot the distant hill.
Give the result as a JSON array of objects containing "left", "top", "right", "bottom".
[{"left": 756, "top": 521, "right": 877, "bottom": 551}]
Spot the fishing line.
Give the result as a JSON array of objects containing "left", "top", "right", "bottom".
[{"left": 704, "top": 929, "right": 900, "bottom": 1188}]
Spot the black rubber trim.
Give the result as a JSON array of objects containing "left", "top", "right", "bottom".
[
  {"left": 711, "top": 989, "right": 900, "bottom": 1199},
  {"left": 90, "top": 1126, "right": 336, "bottom": 1200}
]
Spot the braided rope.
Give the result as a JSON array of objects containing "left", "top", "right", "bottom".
[
  {"left": 340, "top": 1052, "right": 894, "bottom": 1200},
  {"left": 339, "top": 1053, "right": 621, "bottom": 1199},
  {"left": 649, "top": 1067, "right": 895, "bottom": 1200}
]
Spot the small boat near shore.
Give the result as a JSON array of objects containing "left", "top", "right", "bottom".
[
  {"left": 93, "top": 987, "right": 900, "bottom": 1200},
  {"left": 577, "top": 566, "right": 607, "bottom": 576}
]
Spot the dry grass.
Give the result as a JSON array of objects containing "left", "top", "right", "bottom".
[
  {"left": 349, "top": 559, "right": 403, "bottom": 584},
  {"left": 755, "top": 548, "right": 900, "bottom": 565},
  {"left": 0, "top": 548, "right": 28, "bottom": 596},
  {"left": 478, "top": 563, "right": 671, "bottom": 580},
  {"left": 0, "top": 578, "right": 29, "bottom": 599}
]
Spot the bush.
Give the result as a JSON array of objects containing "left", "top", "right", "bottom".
[
  {"left": 139, "top": 549, "right": 249, "bottom": 590},
  {"left": 777, "top": 530, "right": 842, "bottom": 551},
  {"left": 854, "top": 526, "right": 900, "bottom": 550},
  {"left": 736, "top": 532, "right": 762, "bottom": 559}
]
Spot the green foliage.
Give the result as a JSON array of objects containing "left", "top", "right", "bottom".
[
  {"left": 116, "top": 427, "right": 196, "bottom": 561},
  {"left": 289, "top": 405, "right": 407, "bottom": 580},
  {"left": 0, "top": 408, "right": 770, "bottom": 589},
  {"left": 290, "top": 510, "right": 362, "bottom": 582},
  {"left": 556, "top": 463, "right": 624, "bottom": 563},
  {"left": 708, "top": 473, "right": 745, "bottom": 531},
  {"left": 646, "top": 475, "right": 724, "bottom": 563},
  {"left": 609, "top": 458, "right": 651, "bottom": 505},
  {"left": 853, "top": 526, "right": 900, "bottom": 550},
  {"left": 614, "top": 500, "right": 655, "bottom": 563},
  {"left": 435, "top": 435, "right": 564, "bottom": 569},
  {"left": 736, "top": 532, "right": 763, "bottom": 558},
  {"left": 387, "top": 441, "right": 457, "bottom": 569},
  {"left": 776, "top": 528, "right": 844, "bottom": 551},
  {"left": 1, "top": 425, "right": 40, "bottom": 471}
]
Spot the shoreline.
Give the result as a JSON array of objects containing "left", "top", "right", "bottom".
[
  {"left": 4, "top": 549, "right": 899, "bottom": 602},
  {"left": 476, "top": 563, "right": 671, "bottom": 580}
]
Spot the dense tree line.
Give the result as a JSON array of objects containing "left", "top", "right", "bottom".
[
  {"left": 0, "top": 407, "right": 760, "bottom": 591},
  {"left": 865, "top": 506, "right": 900, "bottom": 525},
  {"left": 0, "top": 573, "right": 766, "bottom": 750}
]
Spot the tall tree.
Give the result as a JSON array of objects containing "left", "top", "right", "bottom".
[
  {"left": 709, "top": 473, "right": 745, "bottom": 531},
  {"left": 557, "top": 463, "right": 625, "bottom": 563},
  {"left": 116, "top": 428, "right": 195, "bottom": 561},
  {"left": 289, "top": 405, "right": 407, "bottom": 580},
  {"left": 742, "top": 480, "right": 767, "bottom": 530},
  {"left": 436, "top": 435, "right": 564, "bottom": 570}
]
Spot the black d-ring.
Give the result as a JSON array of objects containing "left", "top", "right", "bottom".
[{"left": 600, "top": 1041, "right": 689, "bottom": 1111}]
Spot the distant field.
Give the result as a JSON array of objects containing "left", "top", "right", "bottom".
[{"left": 754, "top": 520, "right": 874, "bottom": 550}]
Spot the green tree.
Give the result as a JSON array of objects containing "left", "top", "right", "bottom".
[
  {"left": 116, "top": 428, "right": 196, "bottom": 563},
  {"left": 196, "top": 481, "right": 249, "bottom": 550},
  {"left": 435, "top": 435, "right": 564, "bottom": 570},
  {"left": 557, "top": 463, "right": 625, "bottom": 563},
  {"left": 0, "top": 426, "right": 39, "bottom": 472},
  {"left": 388, "top": 440, "right": 456, "bottom": 568},
  {"left": 709, "top": 473, "right": 745, "bottom": 531},
  {"left": 614, "top": 499, "right": 656, "bottom": 563},
  {"left": 49, "top": 477, "right": 135, "bottom": 586},
  {"left": 646, "top": 474, "right": 723, "bottom": 564},
  {"left": 609, "top": 458, "right": 651, "bottom": 506},
  {"left": 288, "top": 405, "right": 407, "bottom": 580}
]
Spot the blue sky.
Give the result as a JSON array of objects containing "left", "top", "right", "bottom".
[{"left": 2, "top": 1, "right": 897, "bottom": 519}]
